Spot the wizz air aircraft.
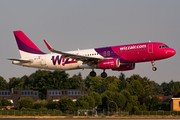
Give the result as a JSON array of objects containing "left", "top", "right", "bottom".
[{"left": 8, "top": 30, "right": 176, "bottom": 78}]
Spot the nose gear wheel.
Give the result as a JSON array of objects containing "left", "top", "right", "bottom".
[{"left": 151, "top": 60, "right": 157, "bottom": 71}]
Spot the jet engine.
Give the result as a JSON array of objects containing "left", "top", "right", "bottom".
[
  {"left": 97, "top": 58, "right": 120, "bottom": 69},
  {"left": 114, "top": 63, "right": 135, "bottom": 71}
]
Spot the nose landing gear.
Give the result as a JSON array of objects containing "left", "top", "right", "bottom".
[{"left": 151, "top": 60, "right": 157, "bottom": 71}]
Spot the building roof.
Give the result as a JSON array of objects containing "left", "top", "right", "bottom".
[{"left": 169, "top": 98, "right": 180, "bottom": 102}]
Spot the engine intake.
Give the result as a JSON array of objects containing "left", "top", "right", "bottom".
[{"left": 97, "top": 58, "right": 120, "bottom": 69}]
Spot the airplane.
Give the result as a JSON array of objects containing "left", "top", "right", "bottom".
[{"left": 8, "top": 30, "right": 176, "bottom": 78}]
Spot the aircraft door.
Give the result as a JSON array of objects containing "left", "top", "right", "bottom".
[{"left": 148, "top": 43, "right": 153, "bottom": 53}]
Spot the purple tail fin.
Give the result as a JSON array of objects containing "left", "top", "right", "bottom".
[{"left": 13, "top": 30, "right": 45, "bottom": 58}]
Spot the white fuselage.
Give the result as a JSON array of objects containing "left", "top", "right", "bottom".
[{"left": 15, "top": 48, "right": 102, "bottom": 70}]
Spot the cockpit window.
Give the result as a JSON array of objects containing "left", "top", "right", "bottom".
[{"left": 159, "top": 45, "right": 169, "bottom": 49}]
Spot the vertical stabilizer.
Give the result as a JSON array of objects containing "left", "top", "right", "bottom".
[{"left": 13, "top": 30, "right": 45, "bottom": 58}]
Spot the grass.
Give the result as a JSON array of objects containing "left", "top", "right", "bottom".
[{"left": 0, "top": 115, "right": 180, "bottom": 119}]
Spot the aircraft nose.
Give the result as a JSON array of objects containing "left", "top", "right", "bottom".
[{"left": 166, "top": 48, "right": 176, "bottom": 57}]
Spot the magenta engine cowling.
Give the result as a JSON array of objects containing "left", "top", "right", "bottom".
[
  {"left": 98, "top": 58, "right": 120, "bottom": 69},
  {"left": 114, "top": 63, "right": 135, "bottom": 71}
]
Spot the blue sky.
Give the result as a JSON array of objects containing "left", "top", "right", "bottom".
[{"left": 0, "top": 0, "right": 180, "bottom": 84}]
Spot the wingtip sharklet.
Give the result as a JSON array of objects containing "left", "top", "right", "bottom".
[{"left": 43, "top": 40, "right": 53, "bottom": 50}]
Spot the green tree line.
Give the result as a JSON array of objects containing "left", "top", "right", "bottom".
[{"left": 0, "top": 70, "right": 179, "bottom": 111}]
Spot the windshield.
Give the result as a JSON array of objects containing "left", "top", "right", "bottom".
[{"left": 159, "top": 45, "right": 169, "bottom": 49}]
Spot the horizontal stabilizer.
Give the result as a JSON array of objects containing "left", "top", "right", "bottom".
[{"left": 7, "top": 58, "right": 31, "bottom": 63}]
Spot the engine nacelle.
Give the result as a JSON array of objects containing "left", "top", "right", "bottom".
[
  {"left": 113, "top": 63, "right": 135, "bottom": 71},
  {"left": 97, "top": 58, "right": 120, "bottom": 69}
]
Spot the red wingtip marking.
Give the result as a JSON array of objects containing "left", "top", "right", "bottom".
[{"left": 43, "top": 40, "right": 52, "bottom": 50}]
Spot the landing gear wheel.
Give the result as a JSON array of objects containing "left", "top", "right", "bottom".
[
  {"left": 90, "top": 71, "right": 96, "bottom": 77},
  {"left": 152, "top": 67, "right": 157, "bottom": 71},
  {"left": 101, "top": 72, "right": 107, "bottom": 78},
  {"left": 151, "top": 60, "right": 157, "bottom": 71}
]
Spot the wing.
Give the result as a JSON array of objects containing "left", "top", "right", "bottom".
[
  {"left": 43, "top": 40, "right": 105, "bottom": 64},
  {"left": 7, "top": 58, "right": 31, "bottom": 63}
]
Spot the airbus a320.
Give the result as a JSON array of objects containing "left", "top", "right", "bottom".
[{"left": 8, "top": 30, "right": 176, "bottom": 78}]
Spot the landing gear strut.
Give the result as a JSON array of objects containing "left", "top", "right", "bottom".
[
  {"left": 151, "top": 60, "right": 157, "bottom": 71},
  {"left": 101, "top": 69, "right": 107, "bottom": 78}
]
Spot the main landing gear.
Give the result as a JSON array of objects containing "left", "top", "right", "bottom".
[
  {"left": 89, "top": 69, "right": 107, "bottom": 78},
  {"left": 101, "top": 69, "right": 107, "bottom": 78},
  {"left": 90, "top": 70, "right": 96, "bottom": 77},
  {"left": 151, "top": 60, "right": 157, "bottom": 71}
]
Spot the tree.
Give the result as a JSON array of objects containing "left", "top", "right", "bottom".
[
  {"left": 67, "top": 76, "right": 80, "bottom": 89},
  {"left": 33, "top": 100, "right": 47, "bottom": 110},
  {"left": 160, "top": 103, "right": 170, "bottom": 111},
  {"left": 84, "top": 75, "right": 103, "bottom": 94},
  {"left": 76, "top": 94, "right": 95, "bottom": 109},
  {"left": 101, "top": 91, "right": 126, "bottom": 111},
  {"left": 151, "top": 81, "right": 164, "bottom": 95},
  {"left": 9, "top": 77, "right": 23, "bottom": 90},
  {"left": 102, "top": 76, "right": 120, "bottom": 92},
  {"left": 46, "top": 98, "right": 58, "bottom": 110},
  {"left": 130, "top": 96, "right": 139, "bottom": 107},
  {"left": 9, "top": 70, "right": 81, "bottom": 100},
  {"left": 145, "top": 96, "right": 161, "bottom": 111},
  {"left": 120, "top": 89, "right": 131, "bottom": 103},
  {"left": 127, "top": 80, "right": 145, "bottom": 97},
  {"left": 57, "top": 96, "right": 75, "bottom": 112},
  {"left": 0, "top": 98, "right": 12, "bottom": 107},
  {"left": 118, "top": 72, "right": 126, "bottom": 92},
  {"left": 76, "top": 73, "right": 85, "bottom": 91},
  {"left": 119, "top": 72, "right": 126, "bottom": 81},
  {"left": 101, "top": 91, "right": 110, "bottom": 110},
  {"left": 18, "top": 97, "right": 34, "bottom": 109},
  {"left": 76, "top": 100, "right": 89, "bottom": 109},
  {"left": 0, "top": 76, "right": 8, "bottom": 90},
  {"left": 124, "top": 102, "right": 132, "bottom": 112},
  {"left": 89, "top": 92, "right": 102, "bottom": 107},
  {"left": 126, "top": 74, "right": 152, "bottom": 96},
  {"left": 173, "top": 86, "right": 180, "bottom": 95},
  {"left": 139, "top": 103, "right": 147, "bottom": 111},
  {"left": 110, "top": 92, "right": 126, "bottom": 110},
  {"left": 132, "top": 106, "right": 139, "bottom": 111}
]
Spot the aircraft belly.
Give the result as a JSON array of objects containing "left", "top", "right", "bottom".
[
  {"left": 45, "top": 60, "right": 81, "bottom": 70},
  {"left": 60, "top": 63, "right": 79, "bottom": 70}
]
